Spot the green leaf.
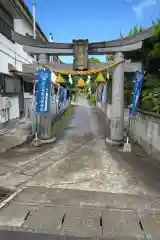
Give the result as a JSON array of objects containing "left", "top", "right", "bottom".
[
  {"left": 133, "top": 25, "right": 138, "bottom": 35},
  {"left": 128, "top": 30, "right": 133, "bottom": 36},
  {"left": 139, "top": 25, "right": 143, "bottom": 32},
  {"left": 120, "top": 31, "right": 123, "bottom": 39},
  {"left": 88, "top": 57, "right": 100, "bottom": 64}
]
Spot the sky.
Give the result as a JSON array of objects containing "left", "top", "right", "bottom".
[{"left": 24, "top": 0, "right": 160, "bottom": 63}]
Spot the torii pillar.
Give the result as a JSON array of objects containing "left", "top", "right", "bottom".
[
  {"left": 106, "top": 52, "right": 124, "bottom": 146},
  {"left": 37, "top": 53, "right": 55, "bottom": 143}
]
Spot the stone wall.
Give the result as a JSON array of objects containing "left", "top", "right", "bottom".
[{"left": 130, "top": 109, "right": 160, "bottom": 161}]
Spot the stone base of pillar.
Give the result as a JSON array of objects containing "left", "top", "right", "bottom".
[
  {"left": 38, "top": 116, "right": 52, "bottom": 139},
  {"left": 40, "top": 137, "right": 56, "bottom": 144},
  {"left": 31, "top": 136, "right": 56, "bottom": 147},
  {"left": 106, "top": 137, "right": 124, "bottom": 146},
  {"left": 31, "top": 138, "right": 43, "bottom": 147}
]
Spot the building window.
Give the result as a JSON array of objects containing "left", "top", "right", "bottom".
[
  {"left": 0, "top": 4, "right": 13, "bottom": 41},
  {"left": 0, "top": 74, "right": 5, "bottom": 93},
  {"left": 24, "top": 81, "right": 33, "bottom": 94},
  {"left": 5, "top": 76, "right": 21, "bottom": 93}
]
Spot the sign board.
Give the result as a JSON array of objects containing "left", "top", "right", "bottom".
[
  {"left": 73, "top": 40, "right": 88, "bottom": 70},
  {"left": 36, "top": 69, "right": 51, "bottom": 114}
]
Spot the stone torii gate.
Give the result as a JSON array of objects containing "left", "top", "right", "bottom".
[{"left": 11, "top": 28, "right": 153, "bottom": 146}]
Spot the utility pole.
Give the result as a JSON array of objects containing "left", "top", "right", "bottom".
[
  {"left": 49, "top": 32, "right": 53, "bottom": 63},
  {"left": 32, "top": 2, "right": 36, "bottom": 39},
  {"left": 31, "top": 2, "right": 37, "bottom": 137},
  {"left": 32, "top": 2, "right": 36, "bottom": 59}
]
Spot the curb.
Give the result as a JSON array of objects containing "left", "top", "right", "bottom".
[
  {"left": 52, "top": 105, "right": 73, "bottom": 140},
  {"left": 52, "top": 108, "right": 68, "bottom": 124},
  {"left": 31, "top": 108, "right": 70, "bottom": 147},
  {"left": 0, "top": 188, "right": 23, "bottom": 211},
  {"left": 0, "top": 132, "right": 34, "bottom": 154},
  {"left": 0, "top": 108, "right": 71, "bottom": 153}
]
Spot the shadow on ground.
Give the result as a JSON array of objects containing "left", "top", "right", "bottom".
[
  {"left": 0, "top": 101, "right": 160, "bottom": 197},
  {"left": 96, "top": 108, "right": 160, "bottom": 196},
  {"left": 0, "top": 107, "right": 75, "bottom": 160}
]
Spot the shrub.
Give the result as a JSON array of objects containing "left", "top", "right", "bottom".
[{"left": 91, "top": 95, "right": 96, "bottom": 105}]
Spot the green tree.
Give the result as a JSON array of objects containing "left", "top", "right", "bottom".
[
  {"left": 150, "top": 43, "right": 160, "bottom": 56},
  {"left": 153, "top": 17, "right": 160, "bottom": 40},
  {"left": 107, "top": 55, "right": 115, "bottom": 61},
  {"left": 140, "top": 74, "right": 160, "bottom": 113},
  {"left": 139, "top": 25, "right": 143, "bottom": 32},
  {"left": 128, "top": 29, "right": 133, "bottom": 36},
  {"left": 120, "top": 31, "right": 123, "bottom": 39},
  {"left": 148, "top": 17, "right": 160, "bottom": 57},
  {"left": 133, "top": 25, "right": 138, "bottom": 35},
  {"left": 88, "top": 57, "right": 100, "bottom": 64}
]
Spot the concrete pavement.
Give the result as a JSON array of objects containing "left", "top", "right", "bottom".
[
  {"left": 0, "top": 98, "right": 160, "bottom": 238},
  {"left": 0, "top": 118, "right": 32, "bottom": 154},
  {"left": 0, "top": 187, "right": 160, "bottom": 238},
  {"left": 0, "top": 98, "right": 160, "bottom": 196}
]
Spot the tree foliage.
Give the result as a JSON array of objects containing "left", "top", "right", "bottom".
[
  {"left": 140, "top": 74, "right": 160, "bottom": 113},
  {"left": 88, "top": 57, "right": 100, "bottom": 64},
  {"left": 152, "top": 17, "right": 160, "bottom": 40},
  {"left": 107, "top": 55, "right": 115, "bottom": 61},
  {"left": 120, "top": 24, "right": 143, "bottom": 38},
  {"left": 119, "top": 19, "right": 160, "bottom": 113},
  {"left": 139, "top": 25, "right": 143, "bottom": 33},
  {"left": 133, "top": 25, "right": 138, "bottom": 35},
  {"left": 128, "top": 30, "right": 133, "bottom": 36},
  {"left": 149, "top": 17, "right": 160, "bottom": 57},
  {"left": 120, "top": 31, "right": 123, "bottom": 39}
]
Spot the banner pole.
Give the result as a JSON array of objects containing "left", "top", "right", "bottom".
[
  {"left": 31, "top": 80, "right": 36, "bottom": 135},
  {"left": 31, "top": 2, "right": 37, "bottom": 136}
]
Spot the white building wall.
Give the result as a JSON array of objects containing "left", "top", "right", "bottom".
[
  {"left": 0, "top": 103, "right": 9, "bottom": 124},
  {"left": 0, "top": 33, "right": 33, "bottom": 74},
  {"left": 0, "top": 17, "right": 36, "bottom": 126},
  {"left": 14, "top": 18, "right": 33, "bottom": 36},
  {"left": 0, "top": 96, "right": 19, "bottom": 124},
  {"left": 8, "top": 96, "right": 19, "bottom": 120},
  {"left": 0, "top": 18, "right": 36, "bottom": 75}
]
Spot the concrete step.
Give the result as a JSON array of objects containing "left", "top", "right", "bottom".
[
  {"left": 0, "top": 203, "right": 146, "bottom": 239},
  {"left": 0, "top": 229, "right": 147, "bottom": 240},
  {"left": 0, "top": 187, "right": 159, "bottom": 239},
  {"left": 10, "top": 187, "right": 160, "bottom": 212}
]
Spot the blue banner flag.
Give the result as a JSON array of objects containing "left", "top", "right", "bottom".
[
  {"left": 130, "top": 71, "right": 145, "bottom": 118},
  {"left": 36, "top": 69, "right": 51, "bottom": 114},
  {"left": 102, "top": 85, "right": 107, "bottom": 104},
  {"left": 63, "top": 88, "right": 67, "bottom": 101},
  {"left": 59, "top": 87, "right": 65, "bottom": 103}
]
